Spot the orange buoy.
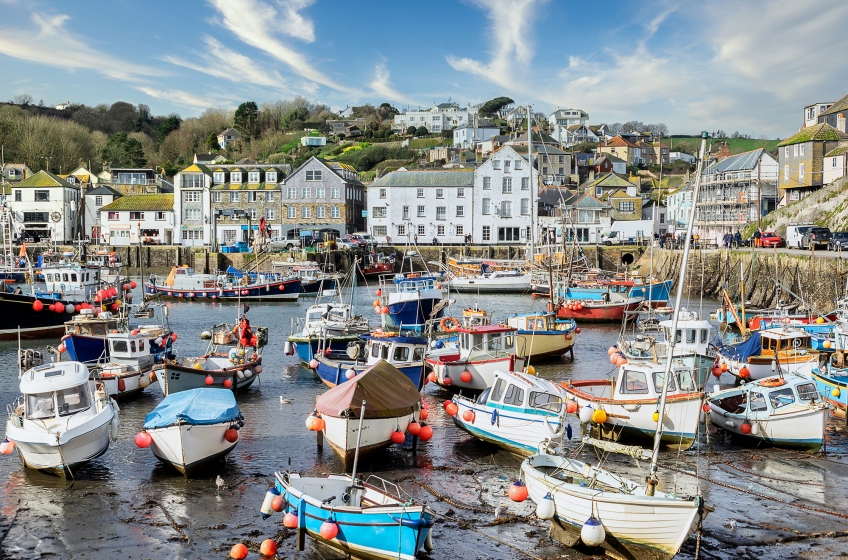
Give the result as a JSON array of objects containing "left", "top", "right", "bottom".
[
  {"left": 427, "top": 372, "right": 436, "bottom": 383},
  {"left": 509, "top": 480, "right": 528, "bottom": 502},
  {"left": 205, "top": 375, "right": 214, "bottom": 385},
  {"left": 374, "top": 299, "right": 380, "bottom": 307},
  {"left": 224, "top": 429, "right": 239, "bottom": 443},
  {"left": 607, "top": 347, "right": 615, "bottom": 355},
  {"left": 320, "top": 518, "right": 339, "bottom": 540},
  {"left": 58, "top": 343, "right": 66, "bottom": 354},
  {"left": 419, "top": 408, "right": 429, "bottom": 421},
  {"left": 462, "top": 410, "right": 475, "bottom": 422},
  {"left": 260, "top": 539, "right": 278, "bottom": 556},
  {"left": 740, "top": 421, "right": 753, "bottom": 435},
  {"left": 134, "top": 432, "right": 152, "bottom": 448},
  {"left": 223, "top": 378, "right": 233, "bottom": 389},
  {"left": 283, "top": 511, "right": 298, "bottom": 528},
  {"left": 445, "top": 402, "right": 458, "bottom": 416},
  {"left": 271, "top": 495, "right": 285, "bottom": 512},
  {"left": 391, "top": 430, "right": 405, "bottom": 444},
  {"left": 418, "top": 423, "right": 433, "bottom": 441},
  {"left": 565, "top": 333, "right": 573, "bottom": 340},
  {"left": 408, "top": 421, "right": 421, "bottom": 435},
  {"left": 381, "top": 306, "right": 389, "bottom": 314},
  {"left": 739, "top": 367, "right": 750, "bottom": 379},
  {"left": 566, "top": 400, "right": 578, "bottom": 414},
  {"left": 230, "top": 543, "right": 248, "bottom": 559},
  {"left": 313, "top": 417, "right": 325, "bottom": 431},
  {"left": 720, "top": 363, "right": 728, "bottom": 372},
  {"left": 375, "top": 289, "right": 382, "bottom": 296},
  {"left": 460, "top": 370, "right": 472, "bottom": 383}
]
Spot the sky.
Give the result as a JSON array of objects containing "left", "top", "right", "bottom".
[{"left": 1, "top": 0, "right": 847, "bottom": 138}]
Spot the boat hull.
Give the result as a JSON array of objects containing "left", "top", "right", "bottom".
[
  {"left": 155, "top": 360, "right": 260, "bottom": 396},
  {"left": 288, "top": 335, "right": 361, "bottom": 363},
  {"left": 515, "top": 331, "right": 575, "bottom": 360},
  {"left": 148, "top": 422, "right": 238, "bottom": 475},
  {"left": 321, "top": 413, "right": 416, "bottom": 467},
  {"left": 708, "top": 402, "right": 828, "bottom": 451},
  {"left": 144, "top": 279, "right": 301, "bottom": 301},
  {"left": 312, "top": 355, "right": 425, "bottom": 390},
  {"left": 384, "top": 296, "right": 443, "bottom": 331},
  {"left": 553, "top": 299, "right": 643, "bottom": 322},
  {"left": 452, "top": 398, "right": 565, "bottom": 455},
  {"left": 97, "top": 370, "right": 150, "bottom": 400},
  {"left": 0, "top": 293, "right": 80, "bottom": 340},
  {"left": 426, "top": 355, "right": 525, "bottom": 391},
  {"left": 522, "top": 454, "right": 703, "bottom": 560},
  {"left": 717, "top": 351, "right": 818, "bottom": 381},
  {"left": 64, "top": 333, "right": 110, "bottom": 363},
  {"left": 812, "top": 370, "right": 848, "bottom": 418},
  {"left": 445, "top": 275, "right": 532, "bottom": 293},
  {"left": 300, "top": 277, "right": 337, "bottom": 295}
]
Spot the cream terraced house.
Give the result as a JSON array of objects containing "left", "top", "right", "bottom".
[{"left": 10, "top": 170, "right": 80, "bottom": 243}]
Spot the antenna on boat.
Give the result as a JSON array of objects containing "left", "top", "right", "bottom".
[{"left": 646, "top": 132, "right": 708, "bottom": 497}]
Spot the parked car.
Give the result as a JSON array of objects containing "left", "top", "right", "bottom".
[
  {"left": 785, "top": 223, "right": 815, "bottom": 249},
  {"left": 828, "top": 232, "right": 848, "bottom": 251},
  {"left": 335, "top": 239, "right": 358, "bottom": 250},
  {"left": 349, "top": 232, "right": 377, "bottom": 249},
  {"left": 268, "top": 235, "right": 301, "bottom": 251},
  {"left": 801, "top": 227, "right": 832, "bottom": 249},
  {"left": 759, "top": 232, "right": 783, "bottom": 248}
]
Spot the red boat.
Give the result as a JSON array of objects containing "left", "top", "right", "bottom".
[
  {"left": 748, "top": 313, "right": 838, "bottom": 331},
  {"left": 550, "top": 299, "right": 642, "bottom": 322},
  {"left": 361, "top": 253, "right": 395, "bottom": 277}
]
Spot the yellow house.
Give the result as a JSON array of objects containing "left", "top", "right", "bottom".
[{"left": 597, "top": 135, "right": 640, "bottom": 165}]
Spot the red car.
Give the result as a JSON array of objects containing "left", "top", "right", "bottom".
[{"left": 759, "top": 232, "right": 783, "bottom": 247}]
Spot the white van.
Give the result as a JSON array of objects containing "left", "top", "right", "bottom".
[{"left": 785, "top": 223, "right": 815, "bottom": 249}]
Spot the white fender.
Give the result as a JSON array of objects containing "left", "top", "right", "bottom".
[
  {"left": 109, "top": 399, "right": 121, "bottom": 442},
  {"left": 544, "top": 416, "right": 563, "bottom": 438},
  {"left": 424, "top": 530, "right": 434, "bottom": 552}
]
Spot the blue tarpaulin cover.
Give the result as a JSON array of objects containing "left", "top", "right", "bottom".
[
  {"left": 143, "top": 388, "right": 241, "bottom": 429},
  {"left": 718, "top": 332, "right": 762, "bottom": 361}
]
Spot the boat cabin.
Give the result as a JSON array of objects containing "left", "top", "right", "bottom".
[
  {"left": 507, "top": 313, "right": 564, "bottom": 332},
  {"left": 40, "top": 264, "right": 103, "bottom": 299},
  {"left": 710, "top": 375, "right": 820, "bottom": 420},
  {"left": 65, "top": 310, "right": 119, "bottom": 336},
  {"left": 613, "top": 362, "right": 699, "bottom": 399},
  {"left": 457, "top": 325, "right": 518, "bottom": 358},
  {"left": 760, "top": 328, "right": 813, "bottom": 356},
  {"left": 86, "top": 252, "right": 122, "bottom": 269},
  {"left": 366, "top": 335, "right": 427, "bottom": 366},
  {"left": 661, "top": 316, "right": 713, "bottom": 355},
  {"left": 391, "top": 274, "right": 439, "bottom": 293},
  {"left": 18, "top": 362, "right": 93, "bottom": 422},
  {"left": 478, "top": 370, "right": 563, "bottom": 416},
  {"left": 101, "top": 331, "right": 154, "bottom": 373}
]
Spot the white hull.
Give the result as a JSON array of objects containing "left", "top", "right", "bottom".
[
  {"left": 453, "top": 398, "right": 565, "bottom": 455},
  {"left": 522, "top": 454, "right": 703, "bottom": 559},
  {"left": 99, "top": 372, "right": 148, "bottom": 399},
  {"left": 427, "top": 356, "right": 525, "bottom": 391},
  {"left": 446, "top": 275, "right": 532, "bottom": 293},
  {"left": 148, "top": 422, "right": 238, "bottom": 475},
  {"left": 708, "top": 404, "right": 827, "bottom": 450},
  {"left": 322, "top": 412, "right": 416, "bottom": 464},
  {"left": 720, "top": 353, "right": 817, "bottom": 380}
]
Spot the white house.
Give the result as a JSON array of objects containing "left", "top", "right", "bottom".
[
  {"left": 550, "top": 123, "right": 599, "bottom": 146},
  {"left": 823, "top": 146, "right": 848, "bottom": 185},
  {"left": 474, "top": 145, "right": 536, "bottom": 244},
  {"left": 84, "top": 185, "right": 122, "bottom": 241},
  {"left": 452, "top": 118, "right": 500, "bottom": 149},
  {"left": 669, "top": 151, "right": 696, "bottom": 164},
  {"left": 300, "top": 135, "right": 327, "bottom": 147},
  {"left": 99, "top": 194, "right": 175, "bottom": 246},
  {"left": 173, "top": 164, "right": 214, "bottom": 246},
  {"left": 11, "top": 170, "right": 80, "bottom": 243},
  {"left": 599, "top": 154, "right": 628, "bottom": 175},
  {"left": 393, "top": 102, "right": 478, "bottom": 134},
  {"left": 367, "top": 170, "right": 475, "bottom": 244},
  {"left": 641, "top": 201, "right": 668, "bottom": 235},
  {"left": 548, "top": 108, "right": 589, "bottom": 128},
  {"left": 217, "top": 128, "right": 240, "bottom": 149},
  {"left": 804, "top": 101, "right": 834, "bottom": 128}
]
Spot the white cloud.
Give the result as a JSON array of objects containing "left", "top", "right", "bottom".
[
  {"left": 0, "top": 13, "right": 158, "bottom": 82},
  {"left": 369, "top": 63, "right": 418, "bottom": 106},
  {"left": 136, "top": 87, "right": 237, "bottom": 110},
  {"left": 447, "top": 0, "right": 543, "bottom": 90},
  {"left": 208, "top": 0, "right": 356, "bottom": 93}
]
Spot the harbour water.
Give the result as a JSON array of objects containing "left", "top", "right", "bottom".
[{"left": 1, "top": 285, "right": 847, "bottom": 559}]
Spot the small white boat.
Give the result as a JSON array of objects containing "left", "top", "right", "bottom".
[
  {"left": 312, "top": 360, "right": 422, "bottom": 467},
  {"left": 445, "top": 269, "right": 533, "bottom": 294},
  {"left": 140, "top": 388, "right": 243, "bottom": 475},
  {"left": 560, "top": 360, "right": 705, "bottom": 450},
  {"left": 521, "top": 453, "right": 706, "bottom": 560},
  {"left": 707, "top": 374, "right": 828, "bottom": 451},
  {"left": 93, "top": 331, "right": 155, "bottom": 399},
  {"left": 452, "top": 369, "right": 574, "bottom": 455},
  {"left": 716, "top": 328, "right": 820, "bottom": 381},
  {"left": 4, "top": 362, "right": 119, "bottom": 474}
]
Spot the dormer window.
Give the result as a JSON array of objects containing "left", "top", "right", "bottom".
[
  {"left": 213, "top": 172, "right": 225, "bottom": 183},
  {"left": 266, "top": 171, "right": 277, "bottom": 183},
  {"left": 248, "top": 171, "right": 260, "bottom": 183},
  {"left": 231, "top": 172, "right": 242, "bottom": 183}
]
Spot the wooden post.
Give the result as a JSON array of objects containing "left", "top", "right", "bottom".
[{"left": 316, "top": 429, "right": 323, "bottom": 449}]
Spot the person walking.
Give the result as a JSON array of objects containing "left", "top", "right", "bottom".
[
  {"left": 723, "top": 231, "right": 732, "bottom": 249},
  {"left": 753, "top": 228, "right": 762, "bottom": 247}
]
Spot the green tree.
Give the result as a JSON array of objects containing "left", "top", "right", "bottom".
[
  {"left": 406, "top": 126, "right": 416, "bottom": 136},
  {"left": 234, "top": 101, "right": 259, "bottom": 139},
  {"left": 205, "top": 132, "right": 221, "bottom": 151},
  {"left": 157, "top": 115, "right": 181, "bottom": 144},
  {"left": 101, "top": 132, "right": 147, "bottom": 167},
  {"left": 478, "top": 96, "right": 514, "bottom": 118},
  {"left": 415, "top": 126, "right": 428, "bottom": 137}
]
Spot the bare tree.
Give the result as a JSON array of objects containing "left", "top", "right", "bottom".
[{"left": 13, "top": 94, "right": 33, "bottom": 106}]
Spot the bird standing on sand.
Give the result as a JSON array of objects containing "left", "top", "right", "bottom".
[
  {"left": 216, "top": 475, "right": 225, "bottom": 492},
  {"left": 493, "top": 504, "right": 502, "bottom": 521}
]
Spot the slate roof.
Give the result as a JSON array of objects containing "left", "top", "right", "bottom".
[
  {"left": 99, "top": 194, "right": 174, "bottom": 211},
  {"left": 573, "top": 193, "right": 610, "bottom": 208},
  {"left": 538, "top": 187, "right": 578, "bottom": 207},
  {"left": 583, "top": 172, "right": 636, "bottom": 189},
  {"left": 86, "top": 185, "right": 122, "bottom": 197},
  {"left": 604, "top": 135, "right": 639, "bottom": 148},
  {"left": 219, "top": 128, "right": 239, "bottom": 137},
  {"left": 195, "top": 153, "right": 225, "bottom": 163},
  {"left": 704, "top": 149, "right": 766, "bottom": 173},
  {"left": 602, "top": 154, "right": 626, "bottom": 164},
  {"left": 819, "top": 93, "right": 848, "bottom": 118},
  {"left": 512, "top": 144, "right": 569, "bottom": 156},
  {"left": 457, "top": 118, "right": 498, "bottom": 129},
  {"left": 210, "top": 182, "right": 280, "bottom": 191},
  {"left": 512, "top": 130, "right": 559, "bottom": 144},
  {"left": 777, "top": 123, "right": 848, "bottom": 146},
  {"left": 370, "top": 170, "right": 474, "bottom": 187},
  {"left": 15, "top": 170, "right": 77, "bottom": 189}
]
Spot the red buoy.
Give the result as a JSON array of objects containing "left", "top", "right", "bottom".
[
  {"left": 427, "top": 372, "right": 436, "bottom": 383},
  {"left": 419, "top": 409, "right": 429, "bottom": 421},
  {"left": 32, "top": 300, "right": 43, "bottom": 312},
  {"left": 462, "top": 410, "right": 475, "bottom": 422},
  {"left": 711, "top": 366, "right": 722, "bottom": 378},
  {"left": 320, "top": 518, "right": 339, "bottom": 540},
  {"left": 442, "top": 375, "right": 452, "bottom": 386},
  {"left": 230, "top": 543, "right": 248, "bottom": 559},
  {"left": 445, "top": 402, "right": 458, "bottom": 416},
  {"left": 260, "top": 539, "right": 277, "bottom": 556},
  {"left": 739, "top": 367, "right": 750, "bottom": 379},
  {"left": 418, "top": 424, "right": 433, "bottom": 441},
  {"left": 460, "top": 370, "right": 472, "bottom": 383},
  {"left": 575, "top": 327, "right": 581, "bottom": 334},
  {"left": 205, "top": 375, "right": 214, "bottom": 385},
  {"left": 224, "top": 429, "right": 239, "bottom": 443},
  {"left": 702, "top": 402, "right": 711, "bottom": 412},
  {"left": 407, "top": 421, "right": 421, "bottom": 435},
  {"left": 57, "top": 343, "right": 66, "bottom": 354},
  {"left": 48, "top": 303, "right": 56, "bottom": 312},
  {"left": 380, "top": 306, "right": 389, "bottom": 314},
  {"left": 271, "top": 495, "right": 285, "bottom": 512},
  {"left": 130, "top": 281, "right": 137, "bottom": 289},
  {"left": 283, "top": 511, "right": 298, "bottom": 528},
  {"left": 134, "top": 432, "right": 152, "bottom": 448},
  {"left": 223, "top": 378, "right": 233, "bottom": 389},
  {"left": 391, "top": 430, "right": 405, "bottom": 444},
  {"left": 312, "top": 417, "right": 325, "bottom": 431},
  {"left": 509, "top": 480, "right": 529, "bottom": 502},
  {"left": 117, "top": 378, "right": 126, "bottom": 392},
  {"left": 740, "top": 421, "right": 753, "bottom": 435},
  {"left": 566, "top": 400, "right": 578, "bottom": 414}
]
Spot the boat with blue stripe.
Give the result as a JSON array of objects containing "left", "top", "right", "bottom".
[
  {"left": 377, "top": 273, "right": 445, "bottom": 332},
  {"left": 310, "top": 334, "right": 428, "bottom": 390},
  {"left": 144, "top": 266, "right": 301, "bottom": 301}
]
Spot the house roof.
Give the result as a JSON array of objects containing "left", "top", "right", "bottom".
[
  {"left": 512, "top": 144, "right": 569, "bottom": 156},
  {"left": 99, "top": 194, "right": 174, "bottom": 211},
  {"left": 778, "top": 123, "right": 848, "bottom": 146},
  {"left": 180, "top": 164, "right": 212, "bottom": 175},
  {"left": 219, "top": 128, "right": 239, "bottom": 137},
  {"left": 704, "top": 148, "right": 768, "bottom": 173},
  {"left": 538, "top": 187, "right": 577, "bottom": 207},
  {"left": 606, "top": 188, "right": 639, "bottom": 199},
  {"left": 371, "top": 170, "right": 474, "bottom": 187},
  {"left": 437, "top": 102, "right": 460, "bottom": 109},
  {"left": 86, "top": 185, "right": 122, "bottom": 197},
  {"left": 326, "top": 162, "right": 357, "bottom": 173},
  {"left": 211, "top": 182, "right": 279, "bottom": 191},
  {"left": 572, "top": 193, "right": 609, "bottom": 209},
  {"left": 457, "top": 118, "right": 498, "bottom": 129},
  {"left": 15, "top": 170, "right": 77, "bottom": 189},
  {"left": 195, "top": 153, "right": 225, "bottom": 163},
  {"left": 483, "top": 134, "right": 511, "bottom": 143},
  {"left": 603, "top": 135, "right": 639, "bottom": 148},
  {"left": 825, "top": 146, "right": 848, "bottom": 157},
  {"left": 819, "top": 93, "right": 848, "bottom": 118},
  {"left": 583, "top": 172, "right": 636, "bottom": 189},
  {"left": 512, "top": 130, "right": 560, "bottom": 144}
]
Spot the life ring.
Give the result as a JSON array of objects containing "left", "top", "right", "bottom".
[
  {"left": 440, "top": 317, "right": 460, "bottom": 332},
  {"left": 760, "top": 377, "right": 787, "bottom": 387},
  {"left": 372, "top": 331, "right": 399, "bottom": 338}
]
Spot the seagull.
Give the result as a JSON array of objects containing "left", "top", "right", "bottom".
[
  {"left": 493, "top": 504, "right": 502, "bottom": 521},
  {"left": 280, "top": 396, "right": 292, "bottom": 404},
  {"left": 729, "top": 520, "right": 737, "bottom": 530},
  {"left": 216, "top": 475, "right": 225, "bottom": 492}
]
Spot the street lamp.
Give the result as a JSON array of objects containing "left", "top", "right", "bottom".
[{"left": 41, "top": 156, "right": 51, "bottom": 173}]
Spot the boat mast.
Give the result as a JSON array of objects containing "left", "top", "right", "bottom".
[
  {"left": 527, "top": 105, "right": 535, "bottom": 264},
  {"left": 646, "top": 132, "right": 708, "bottom": 496}
]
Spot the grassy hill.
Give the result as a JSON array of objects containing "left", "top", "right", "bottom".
[{"left": 670, "top": 137, "right": 781, "bottom": 156}]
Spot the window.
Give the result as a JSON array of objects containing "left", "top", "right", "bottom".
[
  {"left": 456, "top": 205, "right": 464, "bottom": 217},
  {"left": 373, "top": 206, "right": 387, "bottom": 218},
  {"left": 784, "top": 165, "right": 789, "bottom": 180},
  {"left": 769, "top": 388, "right": 796, "bottom": 409},
  {"left": 483, "top": 176, "right": 491, "bottom": 189},
  {"left": 500, "top": 201, "right": 512, "bottom": 217},
  {"left": 595, "top": 187, "right": 603, "bottom": 196},
  {"left": 129, "top": 212, "right": 144, "bottom": 220},
  {"left": 457, "top": 187, "right": 465, "bottom": 198},
  {"left": 482, "top": 226, "right": 491, "bottom": 241},
  {"left": 794, "top": 145, "right": 799, "bottom": 157},
  {"left": 302, "top": 187, "right": 310, "bottom": 199},
  {"left": 493, "top": 160, "right": 501, "bottom": 170},
  {"left": 266, "top": 172, "right": 277, "bottom": 183},
  {"left": 618, "top": 201, "right": 635, "bottom": 212},
  {"left": 265, "top": 208, "right": 275, "bottom": 220},
  {"left": 491, "top": 378, "right": 505, "bottom": 402},
  {"left": 249, "top": 208, "right": 258, "bottom": 220},
  {"left": 301, "top": 206, "right": 310, "bottom": 219},
  {"left": 437, "top": 225, "right": 445, "bottom": 236},
  {"left": 436, "top": 207, "right": 446, "bottom": 221},
  {"left": 316, "top": 206, "right": 325, "bottom": 218},
  {"left": 267, "top": 191, "right": 275, "bottom": 202},
  {"left": 797, "top": 383, "right": 818, "bottom": 401},
  {"left": 184, "top": 191, "right": 201, "bottom": 202},
  {"left": 800, "top": 144, "right": 805, "bottom": 157},
  {"left": 213, "top": 172, "right": 225, "bottom": 183},
  {"left": 785, "top": 146, "right": 790, "bottom": 158},
  {"left": 248, "top": 171, "right": 260, "bottom": 183},
  {"left": 306, "top": 170, "right": 322, "bottom": 181},
  {"left": 94, "top": 195, "right": 103, "bottom": 206},
  {"left": 482, "top": 198, "right": 490, "bottom": 214},
  {"left": 182, "top": 230, "right": 203, "bottom": 240},
  {"left": 331, "top": 188, "right": 341, "bottom": 199},
  {"left": 498, "top": 227, "right": 520, "bottom": 241},
  {"left": 417, "top": 224, "right": 425, "bottom": 235},
  {"left": 799, "top": 163, "right": 805, "bottom": 180},
  {"left": 402, "top": 206, "right": 409, "bottom": 220},
  {"left": 184, "top": 208, "right": 201, "bottom": 220},
  {"left": 502, "top": 177, "right": 512, "bottom": 193},
  {"left": 248, "top": 192, "right": 257, "bottom": 203},
  {"left": 530, "top": 392, "right": 562, "bottom": 412},
  {"left": 14, "top": 190, "right": 21, "bottom": 201},
  {"left": 331, "top": 205, "right": 340, "bottom": 218},
  {"left": 436, "top": 188, "right": 444, "bottom": 199},
  {"left": 35, "top": 190, "right": 49, "bottom": 201},
  {"left": 542, "top": 154, "right": 548, "bottom": 163},
  {"left": 417, "top": 188, "right": 425, "bottom": 198},
  {"left": 417, "top": 205, "right": 425, "bottom": 217},
  {"left": 212, "top": 192, "right": 221, "bottom": 203},
  {"left": 288, "top": 206, "right": 296, "bottom": 219},
  {"left": 287, "top": 187, "right": 296, "bottom": 199},
  {"left": 397, "top": 225, "right": 406, "bottom": 235},
  {"left": 559, "top": 156, "right": 565, "bottom": 164},
  {"left": 108, "top": 211, "right": 119, "bottom": 221},
  {"left": 230, "top": 192, "right": 240, "bottom": 203},
  {"left": 182, "top": 173, "right": 204, "bottom": 188},
  {"left": 374, "top": 225, "right": 388, "bottom": 237},
  {"left": 514, "top": 159, "right": 522, "bottom": 170},
  {"left": 502, "top": 384, "right": 525, "bottom": 406},
  {"left": 620, "top": 369, "right": 649, "bottom": 394},
  {"left": 314, "top": 187, "right": 324, "bottom": 199},
  {"left": 653, "top": 371, "right": 677, "bottom": 393},
  {"left": 521, "top": 177, "right": 529, "bottom": 190},
  {"left": 456, "top": 225, "right": 464, "bottom": 235},
  {"left": 520, "top": 199, "right": 529, "bottom": 215},
  {"left": 504, "top": 160, "right": 511, "bottom": 172}
]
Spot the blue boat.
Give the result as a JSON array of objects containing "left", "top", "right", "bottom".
[
  {"left": 272, "top": 472, "right": 434, "bottom": 560},
  {"left": 628, "top": 279, "right": 674, "bottom": 305},
  {"left": 63, "top": 307, "right": 176, "bottom": 364},
  {"left": 377, "top": 274, "right": 444, "bottom": 332},
  {"left": 812, "top": 368, "right": 847, "bottom": 419},
  {"left": 287, "top": 303, "right": 371, "bottom": 364},
  {"left": 310, "top": 334, "right": 428, "bottom": 390}
]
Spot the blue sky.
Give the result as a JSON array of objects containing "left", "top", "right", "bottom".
[{"left": 1, "top": 0, "right": 847, "bottom": 138}]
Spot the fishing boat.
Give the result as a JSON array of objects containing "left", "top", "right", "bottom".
[
  {"left": 425, "top": 325, "right": 527, "bottom": 391},
  {"left": 443, "top": 265, "right": 533, "bottom": 294},
  {"left": 154, "top": 314, "right": 267, "bottom": 396},
  {"left": 361, "top": 252, "right": 395, "bottom": 277},
  {"left": 270, "top": 261, "right": 339, "bottom": 296},
  {"left": 287, "top": 302, "right": 370, "bottom": 363},
  {"left": 505, "top": 312, "right": 577, "bottom": 361},
  {"left": 138, "top": 388, "right": 244, "bottom": 475},
  {"left": 570, "top": 275, "right": 674, "bottom": 308},
  {"left": 715, "top": 328, "right": 820, "bottom": 381},
  {"left": 310, "top": 333, "right": 428, "bottom": 390},
  {"left": 376, "top": 273, "right": 446, "bottom": 332},
  {"left": 707, "top": 374, "right": 828, "bottom": 450},
  {"left": 4, "top": 361, "right": 119, "bottom": 473},
  {"left": 811, "top": 367, "right": 847, "bottom": 418},
  {"left": 311, "top": 360, "right": 423, "bottom": 465},
  {"left": 451, "top": 369, "right": 573, "bottom": 455},
  {"left": 144, "top": 266, "right": 301, "bottom": 301},
  {"left": 549, "top": 286, "right": 643, "bottom": 323},
  {"left": 272, "top": 471, "right": 435, "bottom": 560},
  {"left": 559, "top": 360, "right": 705, "bottom": 450},
  {"left": 85, "top": 251, "right": 125, "bottom": 284},
  {"left": 91, "top": 331, "right": 158, "bottom": 399}
]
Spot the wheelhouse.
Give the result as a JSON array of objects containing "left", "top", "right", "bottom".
[
  {"left": 457, "top": 325, "right": 517, "bottom": 358},
  {"left": 478, "top": 370, "right": 563, "bottom": 415}
]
